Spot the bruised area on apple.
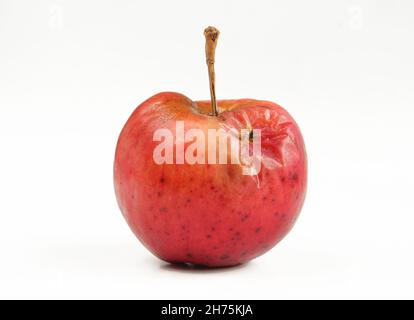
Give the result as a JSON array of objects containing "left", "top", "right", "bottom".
[{"left": 114, "top": 92, "right": 307, "bottom": 267}]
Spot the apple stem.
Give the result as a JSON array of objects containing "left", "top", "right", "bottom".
[{"left": 204, "top": 26, "right": 220, "bottom": 116}]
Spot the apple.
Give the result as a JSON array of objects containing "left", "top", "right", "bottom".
[{"left": 114, "top": 27, "right": 307, "bottom": 267}]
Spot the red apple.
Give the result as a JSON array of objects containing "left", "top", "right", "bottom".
[{"left": 114, "top": 27, "right": 307, "bottom": 267}]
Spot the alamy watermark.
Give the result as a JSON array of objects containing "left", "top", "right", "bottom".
[{"left": 152, "top": 121, "right": 263, "bottom": 175}]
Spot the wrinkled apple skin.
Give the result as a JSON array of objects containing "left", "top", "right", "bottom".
[{"left": 114, "top": 92, "right": 307, "bottom": 267}]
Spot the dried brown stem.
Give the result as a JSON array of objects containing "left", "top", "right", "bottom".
[{"left": 204, "top": 26, "right": 220, "bottom": 116}]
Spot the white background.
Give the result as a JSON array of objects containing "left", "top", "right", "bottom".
[{"left": 1, "top": 0, "right": 413, "bottom": 299}]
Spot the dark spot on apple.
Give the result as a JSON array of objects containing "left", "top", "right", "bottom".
[
  {"left": 281, "top": 214, "right": 286, "bottom": 220},
  {"left": 189, "top": 177, "right": 194, "bottom": 182},
  {"left": 211, "top": 226, "right": 216, "bottom": 231},
  {"left": 181, "top": 225, "right": 187, "bottom": 230},
  {"left": 249, "top": 130, "right": 254, "bottom": 141},
  {"left": 213, "top": 245, "right": 219, "bottom": 250},
  {"left": 241, "top": 214, "right": 249, "bottom": 222},
  {"left": 280, "top": 176, "right": 286, "bottom": 183},
  {"left": 229, "top": 227, "right": 234, "bottom": 232},
  {"left": 290, "top": 172, "right": 299, "bottom": 181},
  {"left": 131, "top": 194, "right": 135, "bottom": 199},
  {"left": 255, "top": 227, "right": 262, "bottom": 233},
  {"left": 160, "top": 177, "right": 165, "bottom": 183},
  {"left": 233, "top": 232, "right": 241, "bottom": 240},
  {"left": 262, "top": 196, "right": 267, "bottom": 201},
  {"left": 159, "top": 207, "right": 168, "bottom": 213},
  {"left": 186, "top": 253, "right": 193, "bottom": 258},
  {"left": 274, "top": 212, "right": 279, "bottom": 217},
  {"left": 157, "top": 191, "right": 163, "bottom": 197},
  {"left": 210, "top": 186, "right": 215, "bottom": 190},
  {"left": 186, "top": 198, "right": 191, "bottom": 203},
  {"left": 220, "top": 254, "right": 230, "bottom": 260},
  {"left": 206, "top": 234, "right": 212, "bottom": 239},
  {"left": 241, "top": 251, "right": 248, "bottom": 256},
  {"left": 271, "top": 198, "right": 276, "bottom": 203}
]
